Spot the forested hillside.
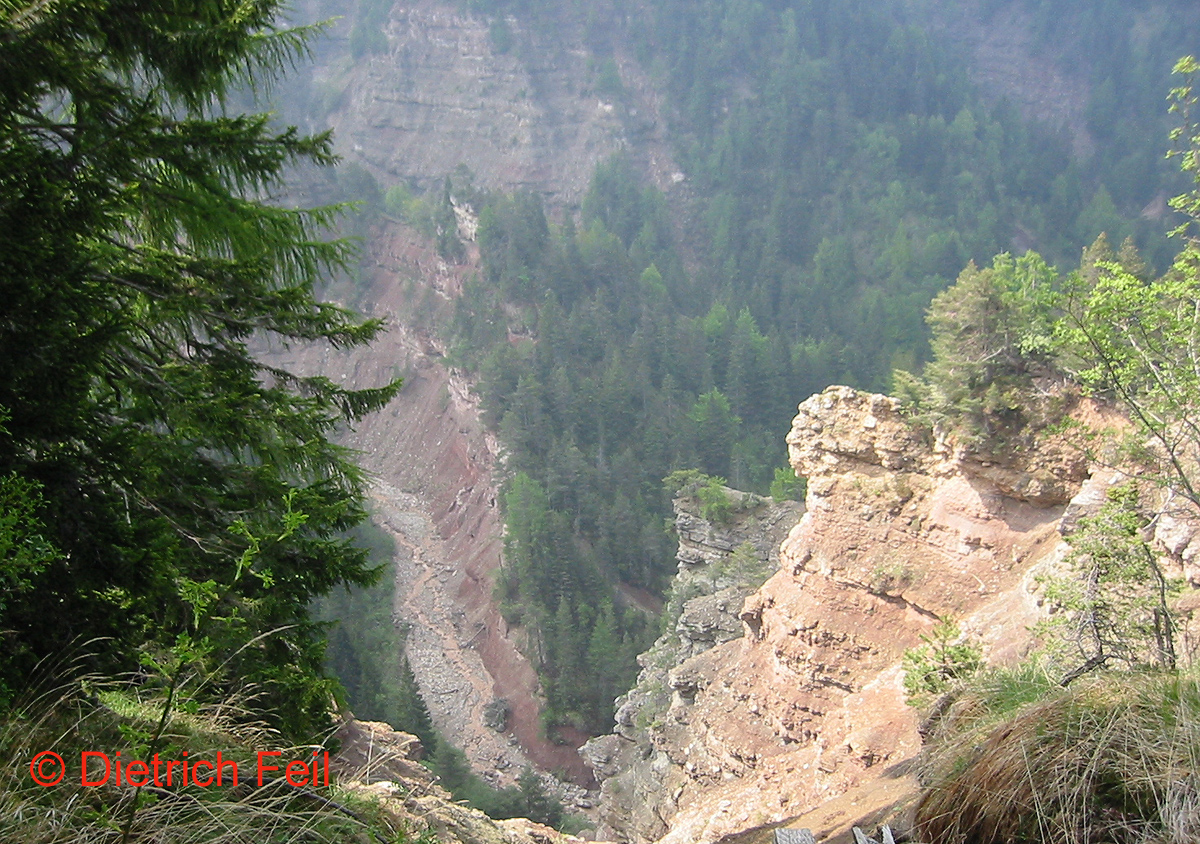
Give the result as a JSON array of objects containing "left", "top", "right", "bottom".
[
  {"left": 9, "top": 0, "right": 1200, "bottom": 838},
  {"left": 424, "top": 0, "right": 1200, "bottom": 733}
]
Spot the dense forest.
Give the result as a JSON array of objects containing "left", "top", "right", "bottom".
[
  {"left": 9, "top": 0, "right": 1200, "bottom": 840},
  {"left": 425, "top": 0, "right": 1200, "bottom": 732},
  {"left": 0, "top": 0, "right": 457, "bottom": 841}
]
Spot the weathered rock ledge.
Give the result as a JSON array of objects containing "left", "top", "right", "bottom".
[
  {"left": 584, "top": 385, "right": 1199, "bottom": 844},
  {"left": 335, "top": 719, "right": 590, "bottom": 844},
  {"left": 580, "top": 488, "right": 802, "bottom": 841}
]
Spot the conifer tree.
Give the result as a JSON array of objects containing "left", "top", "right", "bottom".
[{"left": 0, "top": 0, "right": 398, "bottom": 736}]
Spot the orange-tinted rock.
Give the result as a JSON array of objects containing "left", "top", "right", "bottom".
[{"left": 585, "top": 386, "right": 1156, "bottom": 844}]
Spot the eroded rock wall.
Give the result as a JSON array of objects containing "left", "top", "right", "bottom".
[
  {"left": 581, "top": 490, "right": 802, "bottom": 841},
  {"left": 584, "top": 386, "right": 1125, "bottom": 843},
  {"left": 311, "top": 0, "right": 681, "bottom": 205}
]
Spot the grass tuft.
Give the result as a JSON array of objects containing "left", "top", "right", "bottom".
[
  {"left": 0, "top": 664, "right": 426, "bottom": 843},
  {"left": 914, "top": 667, "right": 1200, "bottom": 844}
]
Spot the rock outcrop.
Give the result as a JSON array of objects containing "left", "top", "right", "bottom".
[
  {"left": 581, "top": 488, "right": 802, "bottom": 841},
  {"left": 335, "top": 719, "right": 589, "bottom": 844},
  {"left": 584, "top": 386, "right": 1178, "bottom": 844}
]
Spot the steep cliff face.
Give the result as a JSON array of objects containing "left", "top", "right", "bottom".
[
  {"left": 584, "top": 386, "right": 1143, "bottom": 844},
  {"left": 274, "top": 0, "right": 1191, "bottom": 821},
  {"left": 311, "top": 0, "right": 680, "bottom": 203},
  {"left": 917, "top": 0, "right": 1096, "bottom": 159},
  {"left": 581, "top": 490, "right": 802, "bottom": 841}
]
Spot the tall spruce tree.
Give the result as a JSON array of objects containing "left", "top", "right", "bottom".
[{"left": 0, "top": 0, "right": 397, "bottom": 736}]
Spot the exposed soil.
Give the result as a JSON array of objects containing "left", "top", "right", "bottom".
[{"left": 268, "top": 220, "right": 592, "bottom": 790}]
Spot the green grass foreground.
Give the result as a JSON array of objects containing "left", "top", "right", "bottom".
[{"left": 0, "top": 673, "right": 431, "bottom": 844}]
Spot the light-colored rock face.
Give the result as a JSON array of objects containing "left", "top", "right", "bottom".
[
  {"left": 583, "top": 492, "right": 802, "bottom": 841},
  {"left": 586, "top": 386, "right": 1131, "bottom": 844},
  {"left": 312, "top": 1, "right": 679, "bottom": 205}
]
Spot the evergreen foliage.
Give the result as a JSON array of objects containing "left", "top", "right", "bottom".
[
  {"left": 0, "top": 0, "right": 398, "bottom": 737},
  {"left": 1051, "top": 62, "right": 1200, "bottom": 509},
  {"left": 314, "top": 524, "right": 437, "bottom": 751},
  {"left": 897, "top": 251, "right": 1064, "bottom": 446},
  {"left": 428, "top": 739, "right": 570, "bottom": 828},
  {"left": 517, "top": 766, "right": 564, "bottom": 829},
  {"left": 770, "top": 466, "right": 805, "bottom": 502},
  {"left": 901, "top": 619, "right": 985, "bottom": 707},
  {"left": 490, "top": 471, "right": 647, "bottom": 731},
  {"left": 902, "top": 58, "right": 1200, "bottom": 698},
  {"left": 447, "top": 1, "right": 1198, "bottom": 728}
]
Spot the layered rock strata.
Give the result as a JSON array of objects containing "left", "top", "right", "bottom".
[
  {"left": 311, "top": 1, "right": 681, "bottom": 205},
  {"left": 581, "top": 489, "right": 802, "bottom": 839},
  {"left": 585, "top": 386, "right": 1184, "bottom": 844}
]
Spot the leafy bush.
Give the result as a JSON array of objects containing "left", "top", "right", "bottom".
[
  {"left": 698, "top": 475, "right": 735, "bottom": 523},
  {"left": 1035, "top": 483, "right": 1180, "bottom": 684}
]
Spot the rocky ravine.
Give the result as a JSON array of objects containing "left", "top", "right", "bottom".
[
  {"left": 584, "top": 386, "right": 1200, "bottom": 844},
  {"left": 266, "top": 219, "right": 592, "bottom": 798}
]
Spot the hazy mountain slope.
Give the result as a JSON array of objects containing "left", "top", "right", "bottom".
[
  {"left": 273, "top": 0, "right": 1200, "bottom": 799},
  {"left": 296, "top": 0, "right": 681, "bottom": 204}
]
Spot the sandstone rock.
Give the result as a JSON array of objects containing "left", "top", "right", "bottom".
[
  {"left": 587, "top": 386, "right": 1189, "bottom": 844},
  {"left": 786, "top": 387, "right": 928, "bottom": 476},
  {"left": 676, "top": 587, "right": 745, "bottom": 661},
  {"left": 581, "top": 493, "right": 800, "bottom": 842},
  {"left": 1059, "top": 468, "right": 1122, "bottom": 535},
  {"left": 333, "top": 719, "right": 435, "bottom": 787},
  {"left": 337, "top": 717, "right": 590, "bottom": 844}
]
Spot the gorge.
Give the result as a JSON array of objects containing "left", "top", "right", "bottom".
[
  {"left": 11, "top": 0, "right": 1200, "bottom": 842},
  {"left": 279, "top": 0, "right": 1200, "bottom": 838}
]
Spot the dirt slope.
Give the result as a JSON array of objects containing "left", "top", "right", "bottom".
[{"left": 269, "top": 221, "right": 592, "bottom": 795}]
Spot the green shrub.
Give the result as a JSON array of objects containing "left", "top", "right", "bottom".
[
  {"left": 698, "top": 476, "right": 733, "bottom": 523},
  {"left": 769, "top": 466, "right": 806, "bottom": 502},
  {"left": 901, "top": 619, "right": 984, "bottom": 708}
]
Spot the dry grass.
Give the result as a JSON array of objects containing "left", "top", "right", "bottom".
[
  {"left": 0, "top": 670, "right": 422, "bottom": 844},
  {"left": 914, "top": 669, "right": 1200, "bottom": 844}
]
